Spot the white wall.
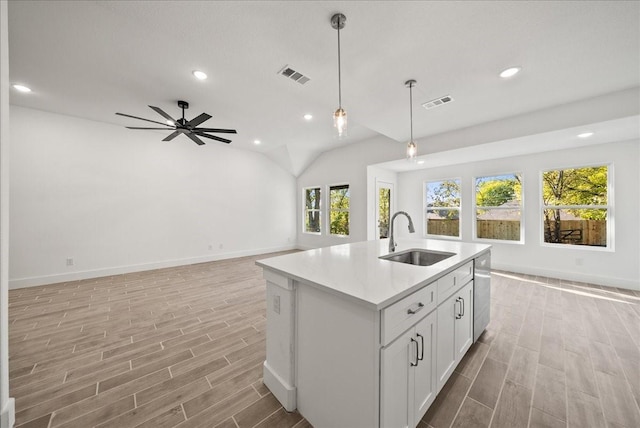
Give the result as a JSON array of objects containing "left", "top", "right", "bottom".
[
  {"left": 297, "top": 136, "right": 402, "bottom": 249},
  {"left": 395, "top": 140, "right": 640, "bottom": 289},
  {"left": 0, "top": 0, "right": 15, "bottom": 425},
  {"left": 9, "top": 106, "right": 297, "bottom": 288}
]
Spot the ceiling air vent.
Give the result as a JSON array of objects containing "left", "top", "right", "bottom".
[
  {"left": 422, "top": 95, "right": 454, "bottom": 110},
  {"left": 278, "top": 65, "right": 311, "bottom": 85}
]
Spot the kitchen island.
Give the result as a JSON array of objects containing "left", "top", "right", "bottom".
[{"left": 256, "top": 238, "right": 491, "bottom": 428}]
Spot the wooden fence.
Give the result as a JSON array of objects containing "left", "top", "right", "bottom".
[
  {"left": 544, "top": 219, "right": 606, "bottom": 246},
  {"left": 427, "top": 219, "right": 606, "bottom": 246},
  {"left": 426, "top": 219, "right": 459, "bottom": 237}
]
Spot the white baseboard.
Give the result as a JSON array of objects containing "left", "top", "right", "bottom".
[
  {"left": 0, "top": 397, "right": 14, "bottom": 428},
  {"left": 9, "top": 245, "right": 298, "bottom": 289},
  {"left": 263, "top": 361, "right": 296, "bottom": 412},
  {"left": 492, "top": 262, "right": 640, "bottom": 291}
]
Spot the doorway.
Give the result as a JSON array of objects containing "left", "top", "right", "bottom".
[{"left": 376, "top": 181, "right": 394, "bottom": 239}]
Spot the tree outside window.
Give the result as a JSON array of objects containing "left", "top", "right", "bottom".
[
  {"left": 542, "top": 165, "right": 608, "bottom": 247},
  {"left": 329, "top": 184, "right": 350, "bottom": 236},
  {"left": 304, "top": 187, "right": 321, "bottom": 234},
  {"left": 475, "top": 173, "right": 523, "bottom": 241},
  {"left": 378, "top": 188, "right": 390, "bottom": 239},
  {"left": 425, "top": 179, "right": 461, "bottom": 237}
]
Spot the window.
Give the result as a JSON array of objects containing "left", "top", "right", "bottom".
[
  {"left": 329, "top": 184, "right": 350, "bottom": 236},
  {"left": 541, "top": 165, "right": 609, "bottom": 248},
  {"left": 303, "top": 187, "right": 321, "bottom": 234},
  {"left": 474, "top": 173, "right": 522, "bottom": 242},
  {"left": 425, "top": 179, "right": 461, "bottom": 238},
  {"left": 377, "top": 182, "right": 393, "bottom": 239}
]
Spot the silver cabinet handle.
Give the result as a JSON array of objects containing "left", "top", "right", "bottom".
[
  {"left": 460, "top": 297, "right": 465, "bottom": 317},
  {"left": 416, "top": 333, "right": 424, "bottom": 361},
  {"left": 407, "top": 302, "right": 425, "bottom": 315}
]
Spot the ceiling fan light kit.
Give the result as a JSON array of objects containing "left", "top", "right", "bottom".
[{"left": 116, "top": 100, "right": 237, "bottom": 146}]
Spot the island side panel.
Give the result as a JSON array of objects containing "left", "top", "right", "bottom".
[
  {"left": 263, "top": 269, "right": 297, "bottom": 411},
  {"left": 296, "top": 281, "right": 380, "bottom": 428}
]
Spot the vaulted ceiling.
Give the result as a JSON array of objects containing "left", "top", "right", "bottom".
[{"left": 7, "top": 1, "right": 640, "bottom": 175}]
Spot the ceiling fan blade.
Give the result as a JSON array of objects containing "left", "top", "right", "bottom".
[
  {"left": 186, "top": 113, "right": 212, "bottom": 128},
  {"left": 162, "top": 130, "right": 182, "bottom": 141},
  {"left": 116, "top": 112, "right": 170, "bottom": 127},
  {"left": 126, "top": 127, "right": 176, "bottom": 130},
  {"left": 193, "top": 132, "right": 232, "bottom": 144},
  {"left": 185, "top": 132, "right": 206, "bottom": 146},
  {"left": 148, "top": 106, "right": 176, "bottom": 123},
  {"left": 192, "top": 128, "right": 238, "bottom": 134}
]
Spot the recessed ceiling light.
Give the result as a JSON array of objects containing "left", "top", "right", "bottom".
[
  {"left": 303, "top": 114, "right": 313, "bottom": 120},
  {"left": 499, "top": 67, "right": 521, "bottom": 78},
  {"left": 192, "top": 70, "right": 207, "bottom": 80},
  {"left": 13, "top": 84, "right": 31, "bottom": 93},
  {"left": 577, "top": 132, "right": 594, "bottom": 138},
  {"left": 254, "top": 140, "right": 261, "bottom": 145},
  {"left": 417, "top": 160, "right": 425, "bottom": 165}
]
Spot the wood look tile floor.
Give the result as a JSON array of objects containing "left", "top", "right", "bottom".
[{"left": 8, "top": 254, "right": 640, "bottom": 428}]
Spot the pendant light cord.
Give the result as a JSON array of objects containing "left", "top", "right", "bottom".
[
  {"left": 409, "top": 82, "right": 413, "bottom": 141},
  {"left": 337, "top": 16, "right": 342, "bottom": 108}
]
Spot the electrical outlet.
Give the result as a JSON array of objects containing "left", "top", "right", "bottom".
[
  {"left": 66, "top": 257, "right": 74, "bottom": 266},
  {"left": 273, "top": 295, "right": 280, "bottom": 314}
]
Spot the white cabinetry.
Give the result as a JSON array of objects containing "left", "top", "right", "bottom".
[
  {"left": 259, "top": 243, "right": 490, "bottom": 428},
  {"left": 436, "top": 274, "right": 474, "bottom": 392},
  {"left": 455, "top": 281, "right": 474, "bottom": 358},
  {"left": 381, "top": 310, "right": 437, "bottom": 428}
]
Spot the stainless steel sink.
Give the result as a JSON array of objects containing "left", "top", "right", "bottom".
[{"left": 379, "top": 248, "right": 455, "bottom": 266}]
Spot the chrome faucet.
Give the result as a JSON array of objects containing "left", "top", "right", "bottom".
[{"left": 389, "top": 211, "right": 415, "bottom": 252}]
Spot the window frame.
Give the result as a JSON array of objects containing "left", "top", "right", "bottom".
[
  {"left": 539, "top": 162, "right": 613, "bottom": 251},
  {"left": 423, "top": 177, "right": 462, "bottom": 240},
  {"left": 302, "top": 186, "right": 322, "bottom": 235},
  {"left": 472, "top": 172, "right": 524, "bottom": 244},
  {"left": 328, "top": 183, "right": 350, "bottom": 237}
]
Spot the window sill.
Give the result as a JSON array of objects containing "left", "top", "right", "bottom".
[
  {"left": 540, "top": 242, "right": 613, "bottom": 252},
  {"left": 425, "top": 234, "right": 461, "bottom": 241},
  {"left": 473, "top": 238, "right": 524, "bottom": 245}
]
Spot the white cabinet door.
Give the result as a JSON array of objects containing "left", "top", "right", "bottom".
[
  {"left": 381, "top": 328, "right": 413, "bottom": 428},
  {"left": 436, "top": 280, "right": 475, "bottom": 392},
  {"left": 454, "top": 282, "right": 474, "bottom": 359},
  {"left": 436, "top": 292, "right": 456, "bottom": 392},
  {"left": 413, "top": 311, "right": 437, "bottom": 425}
]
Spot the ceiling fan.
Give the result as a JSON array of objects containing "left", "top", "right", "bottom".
[{"left": 116, "top": 100, "right": 237, "bottom": 146}]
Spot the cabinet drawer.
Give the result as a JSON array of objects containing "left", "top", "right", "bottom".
[
  {"left": 437, "top": 261, "right": 473, "bottom": 304},
  {"left": 382, "top": 283, "right": 436, "bottom": 346}
]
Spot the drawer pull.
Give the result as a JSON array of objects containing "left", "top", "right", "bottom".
[{"left": 407, "top": 302, "right": 425, "bottom": 315}]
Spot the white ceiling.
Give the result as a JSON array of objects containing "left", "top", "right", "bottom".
[{"left": 7, "top": 1, "right": 640, "bottom": 175}]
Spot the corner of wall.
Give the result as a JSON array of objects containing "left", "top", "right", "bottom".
[
  {"left": 0, "top": 398, "right": 14, "bottom": 428},
  {"left": 0, "top": 1, "right": 14, "bottom": 425}
]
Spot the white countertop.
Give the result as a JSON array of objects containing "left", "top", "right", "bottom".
[{"left": 256, "top": 239, "right": 491, "bottom": 310}]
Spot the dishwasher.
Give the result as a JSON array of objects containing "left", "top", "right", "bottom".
[{"left": 473, "top": 251, "right": 491, "bottom": 342}]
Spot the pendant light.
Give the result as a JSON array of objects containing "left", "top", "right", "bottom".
[
  {"left": 405, "top": 79, "right": 418, "bottom": 161},
  {"left": 331, "top": 13, "right": 347, "bottom": 137}
]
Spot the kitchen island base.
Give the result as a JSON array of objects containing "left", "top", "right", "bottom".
[{"left": 258, "top": 239, "right": 490, "bottom": 428}]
